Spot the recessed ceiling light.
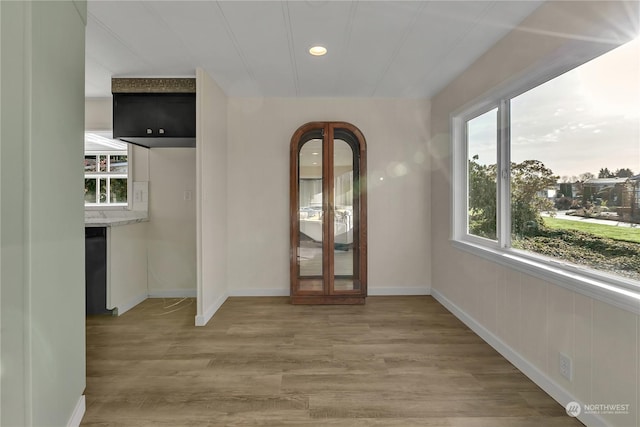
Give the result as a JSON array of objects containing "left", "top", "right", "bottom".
[
  {"left": 312, "top": 152, "right": 319, "bottom": 155},
  {"left": 309, "top": 46, "right": 327, "bottom": 56}
]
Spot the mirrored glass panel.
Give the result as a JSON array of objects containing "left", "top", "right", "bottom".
[
  {"left": 334, "top": 138, "right": 357, "bottom": 290},
  {"left": 298, "top": 139, "right": 323, "bottom": 287}
]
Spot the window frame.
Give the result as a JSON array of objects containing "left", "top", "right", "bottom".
[
  {"left": 84, "top": 145, "right": 132, "bottom": 210},
  {"left": 451, "top": 38, "right": 640, "bottom": 314}
]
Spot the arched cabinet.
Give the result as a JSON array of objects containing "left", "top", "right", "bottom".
[{"left": 290, "top": 122, "right": 367, "bottom": 304}]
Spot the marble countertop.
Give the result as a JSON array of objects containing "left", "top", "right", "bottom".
[{"left": 85, "top": 210, "right": 149, "bottom": 227}]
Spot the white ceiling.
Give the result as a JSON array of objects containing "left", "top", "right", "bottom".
[{"left": 85, "top": 0, "right": 544, "bottom": 99}]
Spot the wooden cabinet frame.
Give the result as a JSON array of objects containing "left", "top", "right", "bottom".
[{"left": 290, "top": 122, "right": 367, "bottom": 304}]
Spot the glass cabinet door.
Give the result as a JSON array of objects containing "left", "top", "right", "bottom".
[
  {"left": 331, "top": 136, "right": 359, "bottom": 293},
  {"left": 290, "top": 122, "right": 367, "bottom": 304},
  {"left": 297, "top": 138, "right": 324, "bottom": 292}
]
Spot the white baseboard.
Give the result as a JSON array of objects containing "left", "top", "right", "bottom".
[
  {"left": 195, "top": 292, "right": 228, "bottom": 326},
  {"left": 148, "top": 289, "right": 197, "bottom": 298},
  {"left": 115, "top": 293, "right": 147, "bottom": 316},
  {"left": 228, "top": 288, "right": 289, "bottom": 297},
  {"left": 368, "top": 286, "right": 431, "bottom": 296},
  {"left": 226, "top": 287, "right": 431, "bottom": 297},
  {"left": 431, "top": 288, "right": 610, "bottom": 427},
  {"left": 67, "top": 395, "right": 85, "bottom": 427}
]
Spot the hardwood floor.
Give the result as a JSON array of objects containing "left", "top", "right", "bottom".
[{"left": 82, "top": 296, "right": 584, "bottom": 426}]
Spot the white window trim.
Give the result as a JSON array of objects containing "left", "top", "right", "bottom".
[
  {"left": 84, "top": 144, "right": 132, "bottom": 210},
  {"left": 451, "top": 36, "right": 640, "bottom": 315}
]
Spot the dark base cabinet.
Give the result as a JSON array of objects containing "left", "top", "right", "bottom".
[{"left": 85, "top": 227, "right": 111, "bottom": 315}]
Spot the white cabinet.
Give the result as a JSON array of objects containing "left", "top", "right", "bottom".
[{"left": 106, "top": 222, "right": 149, "bottom": 315}]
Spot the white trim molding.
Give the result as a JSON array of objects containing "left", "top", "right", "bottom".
[
  {"left": 228, "top": 288, "right": 289, "bottom": 297},
  {"left": 195, "top": 292, "right": 228, "bottom": 326},
  {"left": 114, "top": 293, "right": 147, "bottom": 316},
  {"left": 432, "top": 289, "right": 610, "bottom": 427},
  {"left": 368, "top": 286, "right": 431, "bottom": 296},
  {"left": 226, "top": 287, "right": 431, "bottom": 297},
  {"left": 67, "top": 395, "right": 85, "bottom": 427}
]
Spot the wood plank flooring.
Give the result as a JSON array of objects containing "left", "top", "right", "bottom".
[{"left": 82, "top": 296, "right": 584, "bottom": 426}]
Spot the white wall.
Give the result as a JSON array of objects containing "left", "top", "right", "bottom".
[
  {"left": 147, "top": 148, "right": 197, "bottom": 296},
  {"left": 430, "top": 2, "right": 639, "bottom": 426},
  {"left": 108, "top": 224, "right": 148, "bottom": 314},
  {"left": 1, "top": 1, "right": 87, "bottom": 425},
  {"left": 85, "top": 96, "right": 431, "bottom": 320},
  {"left": 132, "top": 144, "right": 150, "bottom": 182},
  {"left": 85, "top": 97, "right": 112, "bottom": 130},
  {"left": 196, "top": 68, "right": 229, "bottom": 325},
  {"left": 227, "top": 98, "right": 431, "bottom": 296}
]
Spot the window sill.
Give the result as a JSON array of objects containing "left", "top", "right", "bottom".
[{"left": 451, "top": 239, "right": 640, "bottom": 315}]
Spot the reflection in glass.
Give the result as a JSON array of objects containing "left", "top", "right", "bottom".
[
  {"left": 110, "top": 178, "right": 127, "bottom": 203},
  {"left": 334, "top": 138, "right": 357, "bottom": 290},
  {"left": 467, "top": 108, "right": 498, "bottom": 240},
  {"left": 99, "top": 155, "right": 107, "bottom": 172},
  {"left": 298, "top": 139, "right": 323, "bottom": 285},
  {"left": 99, "top": 178, "right": 107, "bottom": 203},
  {"left": 84, "top": 156, "right": 97, "bottom": 172},
  {"left": 85, "top": 178, "right": 96, "bottom": 203},
  {"left": 109, "top": 155, "right": 128, "bottom": 173}
]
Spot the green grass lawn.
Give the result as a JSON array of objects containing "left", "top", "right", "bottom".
[{"left": 543, "top": 217, "right": 640, "bottom": 244}]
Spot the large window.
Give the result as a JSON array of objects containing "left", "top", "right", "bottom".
[
  {"left": 455, "top": 37, "right": 640, "bottom": 297},
  {"left": 84, "top": 132, "right": 129, "bottom": 207}
]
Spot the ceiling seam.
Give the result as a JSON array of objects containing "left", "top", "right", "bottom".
[
  {"left": 214, "top": 1, "right": 256, "bottom": 82},
  {"left": 281, "top": 2, "right": 300, "bottom": 96},
  {"left": 418, "top": 1, "right": 498, "bottom": 96},
  {"left": 86, "top": 12, "right": 154, "bottom": 71},
  {"left": 85, "top": 52, "right": 115, "bottom": 80},
  {"left": 333, "top": 0, "right": 359, "bottom": 95},
  {"left": 141, "top": 2, "right": 199, "bottom": 69},
  {"left": 370, "top": 1, "right": 429, "bottom": 97}
]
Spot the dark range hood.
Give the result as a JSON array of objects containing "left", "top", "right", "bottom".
[{"left": 112, "top": 78, "right": 196, "bottom": 149}]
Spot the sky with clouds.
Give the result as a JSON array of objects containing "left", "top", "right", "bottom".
[{"left": 469, "top": 37, "right": 639, "bottom": 180}]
